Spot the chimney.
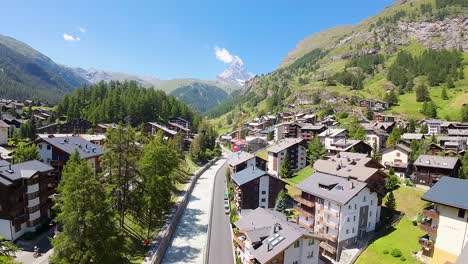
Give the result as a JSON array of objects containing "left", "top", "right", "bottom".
[
  {"left": 350, "top": 181, "right": 355, "bottom": 189},
  {"left": 8, "top": 164, "right": 11, "bottom": 170}
]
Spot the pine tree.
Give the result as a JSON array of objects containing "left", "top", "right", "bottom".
[
  {"left": 446, "top": 77, "right": 455, "bottom": 88},
  {"left": 14, "top": 143, "right": 39, "bottom": 163},
  {"left": 461, "top": 104, "right": 468, "bottom": 122},
  {"left": 420, "top": 124, "right": 429, "bottom": 134},
  {"left": 307, "top": 137, "right": 326, "bottom": 164},
  {"left": 274, "top": 190, "right": 288, "bottom": 212},
  {"left": 407, "top": 119, "right": 416, "bottom": 133},
  {"left": 386, "top": 126, "right": 402, "bottom": 147},
  {"left": 280, "top": 153, "right": 294, "bottom": 179},
  {"left": 51, "top": 151, "right": 124, "bottom": 264},
  {"left": 138, "top": 135, "right": 180, "bottom": 237},
  {"left": 441, "top": 86, "right": 448, "bottom": 100},
  {"left": 385, "top": 191, "right": 396, "bottom": 210},
  {"left": 415, "top": 84, "right": 431, "bottom": 102},
  {"left": 385, "top": 90, "right": 399, "bottom": 106}
]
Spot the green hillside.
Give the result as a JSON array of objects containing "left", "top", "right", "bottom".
[
  {"left": 211, "top": 0, "right": 468, "bottom": 129},
  {"left": 170, "top": 82, "right": 230, "bottom": 113}
]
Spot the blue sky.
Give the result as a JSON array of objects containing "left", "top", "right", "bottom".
[{"left": 1, "top": 0, "right": 395, "bottom": 80}]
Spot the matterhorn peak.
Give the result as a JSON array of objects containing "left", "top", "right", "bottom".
[{"left": 217, "top": 56, "right": 253, "bottom": 86}]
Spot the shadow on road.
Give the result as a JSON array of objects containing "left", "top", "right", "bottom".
[{"left": 162, "top": 245, "right": 202, "bottom": 263}]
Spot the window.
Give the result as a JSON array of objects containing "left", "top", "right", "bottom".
[
  {"left": 348, "top": 205, "right": 352, "bottom": 210},
  {"left": 46, "top": 144, "right": 51, "bottom": 150},
  {"left": 352, "top": 227, "right": 355, "bottom": 233},
  {"left": 38, "top": 144, "right": 42, "bottom": 149},
  {"left": 458, "top": 209, "right": 466, "bottom": 219},
  {"left": 293, "top": 261, "right": 298, "bottom": 264},
  {"left": 294, "top": 241, "right": 300, "bottom": 248},
  {"left": 363, "top": 196, "right": 366, "bottom": 202},
  {"left": 370, "top": 200, "right": 373, "bottom": 206},
  {"left": 14, "top": 225, "right": 21, "bottom": 233},
  {"left": 308, "top": 239, "right": 315, "bottom": 246},
  {"left": 396, "top": 152, "right": 401, "bottom": 157},
  {"left": 347, "top": 217, "right": 350, "bottom": 222},
  {"left": 327, "top": 201, "right": 331, "bottom": 209},
  {"left": 261, "top": 191, "right": 266, "bottom": 195},
  {"left": 307, "top": 251, "right": 314, "bottom": 258},
  {"left": 261, "top": 198, "right": 266, "bottom": 203},
  {"left": 354, "top": 204, "right": 357, "bottom": 210},
  {"left": 346, "top": 229, "right": 349, "bottom": 234},
  {"left": 353, "top": 216, "right": 356, "bottom": 222},
  {"left": 369, "top": 211, "right": 372, "bottom": 217},
  {"left": 260, "top": 206, "right": 265, "bottom": 208}
]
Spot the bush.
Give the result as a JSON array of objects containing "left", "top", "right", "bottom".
[
  {"left": 412, "top": 220, "right": 418, "bottom": 226},
  {"left": 404, "top": 179, "right": 415, "bottom": 187},
  {"left": 400, "top": 256, "right": 406, "bottom": 261},
  {"left": 412, "top": 250, "right": 418, "bottom": 255},
  {"left": 337, "top": 111, "right": 349, "bottom": 119},
  {"left": 391, "top": 248, "right": 402, "bottom": 257},
  {"left": 383, "top": 249, "right": 389, "bottom": 254}
]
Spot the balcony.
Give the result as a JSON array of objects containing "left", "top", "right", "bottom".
[
  {"left": 294, "top": 205, "right": 315, "bottom": 218},
  {"left": 419, "top": 235, "right": 434, "bottom": 250},
  {"left": 233, "top": 235, "right": 246, "bottom": 249},
  {"left": 420, "top": 220, "right": 437, "bottom": 236},
  {"left": 320, "top": 231, "right": 337, "bottom": 242},
  {"left": 323, "top": 220, "right": 338, "bottom": 230},
  {"left": 294, "top": 195, "right": 315, "bottom": 208},
  {"left": 13, "top": 214, "right": 28, "bottom": 225},
  {"left": 320, "top": 241, "right": 337, "bottom": 254},
  {"left": 422, "top": 206, "right": 439, "bottom": 220},
  {"left": 325, "top": 208, "right": 340, "bottom": 218}
]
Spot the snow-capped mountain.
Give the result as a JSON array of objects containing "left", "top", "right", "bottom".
[
  {"left": 69, "top": 67, "right": 163, "bottom": 88},
  {"left": 217, "top": 56, "right": 254, "bottom": 86}
]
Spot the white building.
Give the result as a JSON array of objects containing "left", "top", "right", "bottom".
[
  {"left": 228, "top": 151, "right": 256, "bottom": 173},
  {"left": 381, "top": 144, "right": 412, "bottom": 178},
  {"left": 233, "top": 208, "right": 323, "bottom": 264},
  {"left": 318, "top": 129, "right": 347, "bottom": 150},
  {"left": 419, "top": 177, "right": 468, "bottom": 264},
  {"left": 266, "top": 138, "right": 307, "bottom": 177},
  {"left": 0, "top": 120, "right": 10, "bottom": 146},
  {"left": 295, "top": 172, "right": 381, "bottom": 262}
]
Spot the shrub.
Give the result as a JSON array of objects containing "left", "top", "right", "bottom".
[
  {"left": 412, "top": 250, "right": 418, "bottom": 255},
  {"left": 383, "top": 249, "right": 389, "bottom": 254},
  {"left": 400, "top": 256, "right": 406, "bottom": 261},
  {"left": 391, "top": 248, "right": 402, "bottom": 257},
  {"left": 412, "top": 220, "right": 418, "bottom": 226}
]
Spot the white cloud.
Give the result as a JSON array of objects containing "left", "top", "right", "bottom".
[
  {"left": 63, "top": 33, "right": 80, "bottom": 42},
  {"left": 214, "top": 46, "right": 234, "bottom": 64},
  {"left": 78, "top": 27, "right": 87, "bottom": 33}
]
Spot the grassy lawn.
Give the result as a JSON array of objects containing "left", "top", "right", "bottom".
[
  {"left": 256, "top": 149, "right": 268, "bottom": 161},
  {"left": 285, "top": 166, "right": 314, "bottom": 185},
  {"left": 357, "top": 185, "right": 428, "bottom": 264}
]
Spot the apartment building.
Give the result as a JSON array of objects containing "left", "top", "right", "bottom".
[
  {"left": 266, "top": 138, "right": 307, "bottom": 177},
  {"left": 318, "top": 129, "right": 347, "bottom": 150},
  {"left": 35, "top": 135, "right": 105, "bottom": 180},
  {"left": 412, "top": 155, "right": 461, "bottom": 186},
  {"left": 233, "top": 208, "right": 323, "bottom": 264},
  {"left": 295, "top": 172, "right": 380, "bottom": 262},
  {"left": 419, "top": 177, "right": 468, "bottom": 264},
  {"left": 231, "top": 168, "right": 285, "bottom": 209},
  {"left": 228, "top": 151, "right": 256, "bottom": 173},
  {"left": 326, "top": 139, "right": 373, "bottom": 156},
  {"left": 381, "top": 144, "right": 412, "bottom": 178},
  {"left": 0, "top": 161, "right": 54, "bottom": 240}
]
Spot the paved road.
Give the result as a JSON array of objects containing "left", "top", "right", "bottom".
[
  {"left": 15, "top": 230, "right": 53, "bottom": 264},
  {"left": 208, "top": 161, "right": 234, "bottom": 264},
  {"left": 162, "top": 158, "right": 227, "bottom": 264}
]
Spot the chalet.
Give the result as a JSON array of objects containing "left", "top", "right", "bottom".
[
  {"left": 295, "top": 172, "right": 381, "bottom": 262},
  {"left": 361, "top": 123, "right": 388, "bottom": 151},
  {"left": 167, "top": 121, "right": 191, "bottom": 135},
  {"left": 318, "top": 129, "right": 347, "bottom": 150},
  {"left": 228, "top": 151, "right": 256, "bottom": 173},
  {"left": 273, "top": 122, "right": 293, "bottom": 142},
  {"left": 321, "top": 117, "right": 340, "bottom": 128},
  {"left": 447, "top": 129, "right": 468, "bottom": 138},
  {"left": 37, "top": 118, "right": 92, "bottom": 134},
  {"left": 0, "top": 161, "right": 54, "bottom": 240},
  {"left": 302, "top": 113, "right": 317, "bottom": 124},
  {"left": 35, "top": 135, "right": 105, "bottom": 181},
  {"left": 327, "top": 139, "right": 373, "bottom": 156},
  {"left": 266, "top": 138, "right": 307, "bottom": 177},
  {"left": 419, "top": 178, "right": 468, "bottom": 264},
  {"left": 420, "top": 119, "right": 444, "bottom": 135},
  {"left": 438, "top": 136, "right": 467, "bottom": 153},
  {"left": 169, "top": 117, "right": 190, "bottom": 130},
  {"left": 0, "top": 120, "right": 9, "bottom": 145},
  {"left": 374, "top": 122, "right": 395, "bottom": 134},
  {"left": 246, "top": 137, "right": 268, "bottom": 153},
  {"left": 231, "top": 168, "right": 285, "bottom": 209},
  {"left": 401, "top": 133, "right": 425, "bottom": 143},
  {"left": 144, "top": 122, "right": 178, "bottom": 139},
  {"left": 412, "top": 155, "right": 461, "bottom": 186},
  {"left": 298, "top": 124, "right": 327, "bottom": 144},
  {"left": 373, "top": 114, "right": 396, "bottom": 123},
  {"left": 94, "top": 123, "right": 118, "bottom": 134},
  {"left": 233, "top": 208, "right": 323, "bottom": 264},
  {"left": 359, "top": 99, "right": 390, "bottom": 112},
  {"left": 381, "top": 144, "right": 412, "bottom": 178}
]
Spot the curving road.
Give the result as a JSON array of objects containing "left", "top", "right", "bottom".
[{"left": 162, "top": 157, "right": 227, "bottom": 264}]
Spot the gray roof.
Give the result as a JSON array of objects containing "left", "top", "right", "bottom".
[
  {"left": 39, "top": 136, "right": 105, "bottom": 159},
  {"left": 0, "top": 160, "right": 53, "bottom": 185},
  {"left": 318, "top": 128, "right": 347, "bottom": 138},
  {"left": 0, "top": 120, "right": 10, "bottom": 128},
  {"left": 329, "top": 152, "right": 375, "bottom": 167},
  {"left": 448, "top": 129, "right": 468, "bottom": 137},
  {"left": 413, "top": 155, "right": 460, "bottom": 169},
  {"left": 313, "top": 159, "right": 379, "bottom": 182},
  {"left": 228, "top": 151, "right": 255, "bottom": 167},
  {"left": 328, "top": 139, "right": 370, "bottom": 152},
  {"left": 382, "top": 144, "right": 412, "bottom": 154},
  {"left": 234, "top": 208, "right": 322, "bottom": 263},
  {"left": 147, "top": 122, "right": 177, "bottom": 135},
  {"left": 401, "top": 133, "right": 425, "bottom": 140},
  {"left": 231, "top": 168, "right": 267, "bottom": 186},
  {"left": 266, "top": 138, "right": 304, "bottom": 153},
  {"left": 296, "top": 172, "right": 367, "bottom": 205},
  {"left": 422, "top": 177, "right": 468, "bottom": 210},
  {"left": 299, "top": 124, "right": 325, "bottom": 131}
]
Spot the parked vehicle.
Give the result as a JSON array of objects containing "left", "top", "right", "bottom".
[{"left": 224, "top": 200, "right": 230, "bottom": 214}]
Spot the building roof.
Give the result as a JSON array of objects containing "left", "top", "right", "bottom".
[
  {"left": 168, "top": 122, "right": 190, "bottom": 132},
  {"left": 0, "top": 120, "right": 10, "bottom": 128},
  {"left": 234, "top": 208, "right": 322, "bottom": 263},
  {"left": 401, "top": 133, "right": 425, "bottom": 140},
  {"left": 318, "top": 128, "right": 347, "bottom": 138},
  {"left": 231, "top": 168, "right": 267, "bottom": 186},
  {"left": 328, "top": 139, "right": 370, "bottom": 152},
  {"left": 422, "top": 177, "right": 468, "bottom": 210},
  {"left": 413, "top": 155, "right": 460, "bottom": 169},
  {"left": 296, "top": 172, "right": 367, "bottom": 205},
  {"left": 228, "top": 151, "right": 255, "bottom": 167},
  {"left": 39, "top": 136, "right": 105, "bottom": 159},
  {"left": 447, "top": 129, "right": 468, "bottom": 137},
  {"left": 313, "top": 160, "right": 379, "bottom": 182},
  {"left": 0, "top": 160, "right": 53, "bottom": 185},
  {"left": 147, "top": 122, "right": 177, "bottom": 135},
  {"left": 299, "top": 124, "right": 326, "bottom": 131},
  {"left": 266, "top": 138, "right": 304, "bottom": 153},
  {"left": 329, "top": 152, "right": 375, "bottom": 167}
]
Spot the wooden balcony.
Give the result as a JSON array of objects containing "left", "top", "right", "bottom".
[
  {"left": 320, "top": 241, "right": 337, "bottom": 254},
  {"left": 420, "top": 221, "right": 437, "bottom": 236},
  {"left": 423, "top": 207, "right": 439, "bottom": 220},
  {"left": 294, "top": 205, "right": 315, "bottom": 218},
  {"left": 13, "top": 214, "right": 28, "bottom": 225},
  {"left": 323, "top": 220, "right": 338, "bottom": 230},
  {"left": 294, "top": 195, "right": 315, "bottom": 208},
  {"left": 233, "top": 235, "right": 246, "bottom": 249},
  {"left": 325, "top": 208, "right": 340, "bottom": 218},
  {"left": 320, "top": 231, "right": 337, "bottom": 242}
]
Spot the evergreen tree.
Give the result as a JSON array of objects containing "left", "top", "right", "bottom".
[
  {"left": 365, "top": 107, "right": 374, "bottom": 120},
  {"left": 386, "top": 126, "right": 402, "bottom": 147},
  {"left": 421, "top": 101, "right": 438, "bottom": 118},
  {"left": 385, "top": 174, "right": 400, "bottom": 192},
  {"left": 385, "top": 192, "right": 397, "bottom": 211},
  {"left": 441, "top": 87, "right": 448, "bottom": 100},
  {"left": 51, "top": 151, "right": 124, "bottom": 264},
  {"left": 307, "top": 137, "right": 326, "bottom": 164},
  {"left": 459, "top": 152, "right": 468, "bottom": 180},
  {"left": 461, "top": 104, "right": 468, "bottom": 122},
  {"left": 274, "top": 190, "right": 288, "bottom": 212},
  {"left": 405, "top": 78, "right": 414, "bottom": 92},
  {"left": 280, "top": 153, "right": 294, "bottom": 179},
  {"left": 415, "top": 84, "right": 431, "bottom": 102},
  {"left": 138, "top": 134, "right": 180, "bottom": 237},
  {"left": 101, "top": 124, "right": 141, "bottom": 228},
  {"left": 420, "top": 124, "right": 429, "bottom": 134},
  {"left": 14, "top": 143, "right": 39, "bottom": 163},
  {"left": 407, "top": 119, "right": 417, "bottom": 133},
  {"left": 446, "top": 77, "right": 455, "bottom": 88},
  {"left": 385, "top": 90, "right": 399, "bottom": 106},
  {"left": 346, "top": 117, "right": 366, "bottom": 140}
]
